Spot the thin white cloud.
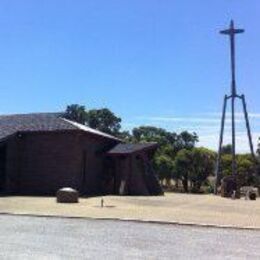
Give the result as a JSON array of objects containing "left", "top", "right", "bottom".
[
  {"left": 198, "top": 132, "right": 260, "bottom": 153},
  {"left": 206, "top": 112, "right": 260, "bottom": 119},
  {"left": 136, "top": 116, "right": 243, "bottom": 124},
  {"left": 248, "top": 113, "right": 260, "bottom": 118},
  {"left": 123, "top": 113, "right": 260, "bottom": 153}
]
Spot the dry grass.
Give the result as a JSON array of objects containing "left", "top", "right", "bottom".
[{"left": 0, "top": 193, "right": 259, "bottom": 229}]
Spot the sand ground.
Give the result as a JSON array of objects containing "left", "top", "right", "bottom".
[{"left": 0, "top": 193, "right": 259, "bottom": 229}]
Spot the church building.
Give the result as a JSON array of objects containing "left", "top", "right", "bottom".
[{"left": 0, "top": 113, "right": 162, "bottom": 196}]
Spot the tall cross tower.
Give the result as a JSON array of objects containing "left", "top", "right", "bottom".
[{"left": 215, "top": 20, "right": 256, "bottom": 193}]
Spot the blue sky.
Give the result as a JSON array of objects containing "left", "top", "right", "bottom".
[{"left": 0, "top": 0, "right": 259, "bottom": 152}]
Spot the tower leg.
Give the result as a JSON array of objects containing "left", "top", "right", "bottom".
[
  {"left": 215, "top": 95, "right": 228, "bottom": 194},
  {"left": 241, "top": 94, "right": 256, "bottom": 160},
  {"left": 231, "top": 95, "right": 236, "bottom": 178}
]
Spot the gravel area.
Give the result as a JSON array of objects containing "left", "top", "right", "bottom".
[{"left": 0, "top": 215, "right": 259, "bottom": 259}]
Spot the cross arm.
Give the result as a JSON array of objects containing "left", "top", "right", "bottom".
[{"left": 220, "top": 28, "right": 244, "bottom": 35}]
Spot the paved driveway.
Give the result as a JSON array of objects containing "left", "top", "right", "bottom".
[{"left": 0, "top": 215, "right": 259, "bottom": 259}]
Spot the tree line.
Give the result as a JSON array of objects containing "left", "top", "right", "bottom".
[{"left": 64, "top": 104, "right": 259, "bottom": 193}]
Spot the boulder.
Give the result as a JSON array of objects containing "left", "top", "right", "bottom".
[
  {"left": 248, "top": 191, "right": 257, "bottom": 200},
  {"left": 241, "top": 186, "right": 259, "bottom": 197},
  {"left": 245, "top": 190, "right": 257, "bottom": 200},
  {"left": 56, "top": 187, "right": 79, "bottom": 203}
]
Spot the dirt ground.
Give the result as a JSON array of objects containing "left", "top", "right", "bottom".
[{"left": 0, "top": 193, "right": 259, "bottom": 229}]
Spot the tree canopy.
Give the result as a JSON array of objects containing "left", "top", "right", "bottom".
[
  {"left": 132, "top": 126, "right": 198, "bottom": 151},
  {"left": 154, "top": 154, "right": 174, "bottom": 185},
  {"left": 221, "top": 144, "right": 232, "bottom": 154},
  {"left": 64, "top": 104, "right": 87, "bottom": 125},
  {"left": 87, "top": 108, "right": 121, "bottom": 135},
  {"left": 64, "top": 104, "right": 122, "bottom": 136},
  {"left": 221, "top": 153, "right": 256, "bottom": 186},
  {"left": 173, "top": 147, "right": 215, "bottom": 192}
]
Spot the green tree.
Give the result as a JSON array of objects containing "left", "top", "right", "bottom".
[
  {"left": 116, "top": 130, "right": 132, "bottom": 142},
  {"left": 221, "top": 144, "right": 232, "bottom": 154},
  {"left": 159, "top": 144, "right": 176, "bottom": 158},
  {"left": 131, "top": 126, "right": 198, "bottom": 189},
  {"left": 173, "top": 148, "right": 215, "bottom": 193},
  {"left": 132, "top": 126, "right": 198, "bottom": 151},
  {"left": 132, "top": 126, "right": 176, "bottom": 146},
  {"left": 64, "top": 104, "right": 87, "bottom": 124},
  {"left": 173, "top": 149, "right": 192, "bottom": 192},
  {"left": 176, "top": 131, "right": 199, "bottom": 151},
  {"left": 188, "top": 148, "right": 215, "bottom": 192},
  {"left": 221, "top": 154, "right": 232, "bottom": 176},
  {"left": 86, "top": 108, "right": 122, "bottom": 135},
  {"left": 64, "top": 105, "right": 123, "bottom": 136},
  {"left": 257, "top": 137, "right": 260, "bottom": 157},
  {"left": 154, "top": 154, "right": 174, "bottom": 186},
  {"left": 221, "top": 153, "right": 255, "bottom": 186}
]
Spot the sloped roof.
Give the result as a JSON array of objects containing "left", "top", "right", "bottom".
[
  {"left": 107, "top": 142, "right": 158, "bottom": 155},
  {"left": 0, "top": 112, "right": 120, "bottom": 141},
  {"left": 62, "top": 118, "right": 121, "bottom": 141}
]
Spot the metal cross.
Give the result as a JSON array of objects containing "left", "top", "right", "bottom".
[
  {"left": 215, "top": 21, "right": 256, "bottom": 194},
  {"left": 220, "top": 20, "right": 244, "bottom": 97},
  {"left": 220, "top": 20, "right": 244, "bottom": 179}
]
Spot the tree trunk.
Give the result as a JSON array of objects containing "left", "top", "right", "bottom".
[
  {"left": 166, "top": 178, "right": 171, "bottom": 187},
  {"left": 182, "top": 178, "right": 188, "bottom": 192}
]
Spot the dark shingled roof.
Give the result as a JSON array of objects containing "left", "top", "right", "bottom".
[
  {"left": 107, "top": 142, "right": 158, "bottom": 155},
  {"left": 0, "top": 112, "right": 120, "bottom": 141}
]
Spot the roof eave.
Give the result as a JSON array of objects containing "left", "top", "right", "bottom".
[{"left": 107, "top": 143, "right": 158, "bottom": 156}]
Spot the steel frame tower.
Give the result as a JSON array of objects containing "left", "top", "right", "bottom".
[{"left": 215, "top": 20, "right": 256, "bottom": 194}]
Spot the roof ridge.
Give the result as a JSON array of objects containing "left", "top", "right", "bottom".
[
  {"left": 61, "top": 118, "right": 122, "bottom": 141},
  {"left": 0, "top": 112, "right": 63, "bottom": 117}
]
